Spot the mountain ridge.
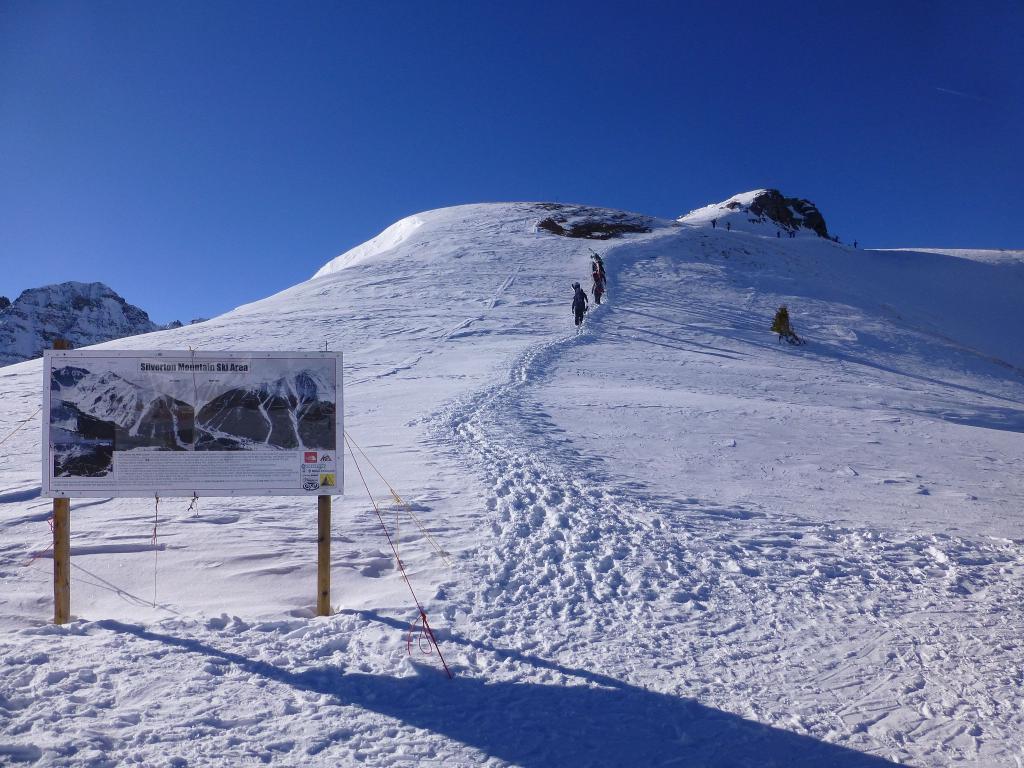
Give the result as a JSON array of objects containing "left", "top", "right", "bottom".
[{"left": 0, "top": 281, "right": 191, "bottom": 366}]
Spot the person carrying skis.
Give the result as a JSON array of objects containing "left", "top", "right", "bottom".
[
  {"left": 571, "top": 282, "right": 589, "bottom": 326},
  {"left": 591, "top": 251, "right": 606, "bottom": 283},
  {"left": 591, "top": 260, "right": 606, "bottom": 304}
]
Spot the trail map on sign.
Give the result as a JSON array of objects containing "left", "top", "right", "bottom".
[{"left": 42, "top": 350, "right": 343, "bottom": 497}]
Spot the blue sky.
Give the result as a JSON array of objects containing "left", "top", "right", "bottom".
[{"left": 2, "top": 1, "right": 1021, "bottom": 324}]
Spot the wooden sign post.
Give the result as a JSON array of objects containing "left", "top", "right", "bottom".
[
  {"left": 317, "top": 495, "right": 331, "bottom": 615},
  {"left": 53, "top": 497, "right": 70, "bottom": 624},
  {"left": 52, "top": 338, "right": 72, "bottom": 624}
]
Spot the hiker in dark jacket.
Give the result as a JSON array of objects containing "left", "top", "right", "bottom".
[{"left": 571, "top": 282, "right": 588, "bottom": 326}]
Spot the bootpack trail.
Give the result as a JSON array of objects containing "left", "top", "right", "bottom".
[{"left": 428, "top": 232, "right": 1024, "bottom": 764}]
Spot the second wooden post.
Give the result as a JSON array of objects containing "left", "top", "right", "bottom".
[
  {"left": 52, "top": 338, "right": 72, "bottom": 625},
  {"left": 317, "top": 495, "right": 331, "bottom": 615}
]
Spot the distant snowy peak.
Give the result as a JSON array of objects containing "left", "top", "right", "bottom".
[
  {"left": 879, "top": 248, "right": 1024, "bottom": 266},
  {"left": 0, "top": 281, "right": 161, "bottom": 367},
  {"left": 680, "top": 189, "right": 830, "bottom": 239}
]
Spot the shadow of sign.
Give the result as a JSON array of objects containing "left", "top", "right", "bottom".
[{"left": 100, "top": 619, "right": 900, "bottom": 767}]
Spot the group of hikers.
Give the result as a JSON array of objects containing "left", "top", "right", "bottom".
[
  {"left": 570, "top": 248, "right": 807, "bottom": 347},
  {"left": 571, "top": 251, "right": 606, "bottom": 326},
  {"left": 711, "top": 217, "right": 856, "bottom": 247}
]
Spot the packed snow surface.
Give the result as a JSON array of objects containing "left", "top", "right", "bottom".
[{"left": 1, "top": 202, "right": 1023, "bottom": 766}]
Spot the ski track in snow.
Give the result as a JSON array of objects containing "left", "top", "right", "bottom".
[{"left": 1, "top": 204, "right": 1023, "bottom": 766}]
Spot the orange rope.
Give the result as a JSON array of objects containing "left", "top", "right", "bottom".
[
  {"left": 0, "top": 406, "right": 41, "bottom": 447},
  {"left": 344, "top": 430, "right": 452, "bottom": 567},
  {"left": 343, "top": 432, "right": 452, "bottom": 678}
]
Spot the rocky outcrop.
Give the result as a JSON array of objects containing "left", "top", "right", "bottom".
[
  {"left": 678, "top": 189, "right": 832, "bottom": 239},
  {"left": 736, "top": 190, "right": 829, "bottom": 238},
  {"left": 536, "top": 204, "right": 654, "bottom": 240},
  {"left": 165, "top": 318, "right": 207, "bottom": 330},
  {"left": 0, "top": 282, "right": 162, "bottom": 367}
]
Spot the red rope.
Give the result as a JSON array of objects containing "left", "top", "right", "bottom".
[{"left": 345, "top": 434, "right": 453, "bottom": 679}]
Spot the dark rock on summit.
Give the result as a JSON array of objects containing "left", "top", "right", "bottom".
[
  {"left": 729, "top": 190, "right": 830, "bottom": 238},
  {"left": 537, "top": 204, "right": 654, "bottom": 240}
]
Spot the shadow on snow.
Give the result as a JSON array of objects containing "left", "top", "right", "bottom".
[{"left": 99, "top": 617, "right": 899, "bottom": 768}]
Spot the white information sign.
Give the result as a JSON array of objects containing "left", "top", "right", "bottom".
[{"left": 42, "top": 350, "right": 343, "bottom": 498}]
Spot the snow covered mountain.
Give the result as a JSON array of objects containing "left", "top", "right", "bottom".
[
  {"left": 681, "top": 188, "right": 831, "bottom": 239},
  {"left": 1, "top": 199, "right": 1022, "bottom": 766},
  {"left": 0, "top": 281, "right": 163, "bottom": 366}
]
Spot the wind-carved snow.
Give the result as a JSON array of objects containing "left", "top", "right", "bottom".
[
  {"left": 313, "top": 214, "right": 426, "bottom": 277},
  {"left": 0, "top": 201, "right": 1022, "bottom": 765}
]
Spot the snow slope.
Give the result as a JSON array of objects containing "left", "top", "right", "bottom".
[{"left": 1, "top": 202, "right": 1022, "bottom": 766}]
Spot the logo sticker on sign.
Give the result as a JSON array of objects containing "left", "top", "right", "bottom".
[{"left": 304, "top": 452, "right": 318, "bottom": 463}]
